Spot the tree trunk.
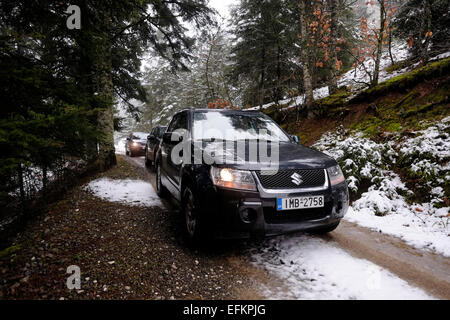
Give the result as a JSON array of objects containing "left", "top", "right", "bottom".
[
  {"left": 95, "top": 32, "right": 116, "bottom": 170},
  {"left": 259, "top": 45, "right": 266, "bottom": 110},
  {"left": 17, "top": 163, "right": 26, "bottom": 215},
  {"left": 299, "top": 0, "right": 314, "bottom": 118},
  {"left": 18, "top": 163, "right": 25, "bottom": 201},
  {"left": 42, "top": 164, "right": 48, "bottom": 192},
  {"left": 276, "top": 40, "right": 282, "bottom": 102},
  {"left": 421, "top": 0, "right": 432, "bottom": 63},
  {"left": 372, "top": 0, "right": 386, "bottom": 87},
  {"left": 205, "top": 37, "right": 215, "bottom": 102},
  {"left": 328, "top": 0, "right": 339, "bottom": 95},
  {"left": 388, "top": 27, "right": 395, "bottom": 66},
  {"left": 76, "top": 2, "right": 115, "bottom": 168}
]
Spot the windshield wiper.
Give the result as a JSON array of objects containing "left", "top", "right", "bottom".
[
  {"left": 198, "top": 138, "right": 228, "bottom": 142},
  {"left": 235, "top": 138, "right": 277, "bottom": 142}
]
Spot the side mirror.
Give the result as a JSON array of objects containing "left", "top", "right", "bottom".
[
  {"left": 163, "top": 132, "right": 183, "bottom": 144},
  {"left": 126, "top": 137, "right": 130, "bottom": 141},
  {"left": 290, "top": 135, "right": 299, "bottom": 143}
]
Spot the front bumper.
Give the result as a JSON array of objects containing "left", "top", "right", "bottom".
[
  {"left": 130, "top": 144, "right": 145, "bottom": 154},
  {"left": 202, "top": 179, "right": 349, "bottom": 239}
]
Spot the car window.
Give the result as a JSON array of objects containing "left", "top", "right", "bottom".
[
  {"left": 167, "top": 113, "right": 188, "bottom": 132},
  {"left": 166, "top": 115, "right": 178, "bottom": 133},
  {"left": 157, "top": 126, "right": 167, "bottom": 138}
]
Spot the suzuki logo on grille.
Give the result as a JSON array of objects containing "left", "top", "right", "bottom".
[{"left": 291, "top": 173, "right": 303, "bottom": 185}]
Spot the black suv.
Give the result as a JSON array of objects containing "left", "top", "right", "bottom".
[
  {"left": 145, "top": 125, "right": 167, "bottom": 170},
  {"left": 155, "top": 109, "right": 348, "bottom": 242}
]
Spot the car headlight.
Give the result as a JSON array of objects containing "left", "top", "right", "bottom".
[
  {"left": 132, "top": 141, "right": 139, "bottom": 147},
  {"left": 327, "top": 165, "right": 345, "bottom": 185},
  {"left": 210, "top": 167, "right": 257, "bottom": 191}
]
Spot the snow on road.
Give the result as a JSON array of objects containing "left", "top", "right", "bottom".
[
  {"left": 345, "top": 205, "right": 450, "bottom": 258},
  {"left": 108, "top": 149, "right": 442, "bottom": 299},
  {"left": 249, "top": 234, "right": 435, "bottom": 300},
  {"left": 85, "top": 178, "right": 162, "bottom": 207}
]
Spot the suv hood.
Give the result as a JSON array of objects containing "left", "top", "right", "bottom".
[{"left": 198, "top": 141, "right": 336, "bottom": 170}]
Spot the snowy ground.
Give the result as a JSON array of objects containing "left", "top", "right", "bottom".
[
  {"left": 337, "top": 43, "right": 409, "bottom": 91},
  {"left": 85, "top": 178, "right": 162, "bottom": 207},
  {"left": 313, "top": 117, "right": 450, "bottom": 257},
  {"left": 248, "top": 234, "right": 435, "bottom": 299}
]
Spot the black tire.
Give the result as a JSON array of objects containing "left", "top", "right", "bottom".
[
  {"left": 310, "top": 221, "right": 340, "bottom": 234},
  {"left": 155, "top": 162, "right": 168, "bottom": 198},
  {"left": 182, "top": 186, "right": 206, "bottom": 245},
  {"left": 145, "top": 148, "right": 151, "bottom": 168},
  {"left": 150, "top": 154, "right": 156, "bottom": 172}
]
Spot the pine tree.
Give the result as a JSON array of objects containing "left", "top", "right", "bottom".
[
  {"left": 395, "top": 0, "right": 450, "bottom": 63},
  {"left": 298, "top": 0, "right": 315, "bottom": 115},
  {"left": 72, "top": 0, "right": 213, "bottom": 169},
  {"left": 0, "top": 0, "right": 213, "bottom": 213},
  {"left": 230, "top": 0, "right": 301, "bottom": 108},
  {"left": 328, "top": 0, "right": 339, "bottom": 94}
]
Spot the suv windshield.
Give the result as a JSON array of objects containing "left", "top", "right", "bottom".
[
  {"left": 132, "top": 132, "right": 148, "bottom": 140},
  {"left": 192, "top": 111, "right": 290, "bottom": 142}
]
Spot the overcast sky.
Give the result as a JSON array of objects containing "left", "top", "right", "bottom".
[
  {"left": 209, "top": 0, "right": 238, "bottom": 18},
  {"left": 138, "top": 0, "right": 239, "bottom": 79}
]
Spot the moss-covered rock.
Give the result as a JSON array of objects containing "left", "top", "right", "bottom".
[
  {"left": 311, "top": 89, "right": 351, "bottom": 118},
  {"left": 385, "top": 59, "right": 414, "bottom": 73}
]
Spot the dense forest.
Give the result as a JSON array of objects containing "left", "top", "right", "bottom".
[
  {"left": 1, "top": 0, "right": 449, "bottom": 231},
  {"left": 0, "top": 0, "right": 213, "bottom": 233},
  {"left": 137, "top": 0, "right": 449, "bottom": 126}
]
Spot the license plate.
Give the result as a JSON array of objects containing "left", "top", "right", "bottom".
[{"left": 277, "top": 196, "right": 324, "bottom": 211}]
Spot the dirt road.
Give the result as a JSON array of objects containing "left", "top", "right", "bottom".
[
  {"left": 0, "top": 155, "right": 278, "bottom": 299},
  {"left": 1, "top": 155, "right": 448, "bottom": 299},
  {"left": 329, "top": 221, "right": 450, "bottom": 299},
  {"left": 126, "top": 155, "right": 450, "bottom": 299}
]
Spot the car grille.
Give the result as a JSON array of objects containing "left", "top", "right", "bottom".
[
  {"left": 263, "top": 202, "right": 331, "bottom": 224},
  {"left": 255, "top": 169, "right": 325, "bottom": 189}
]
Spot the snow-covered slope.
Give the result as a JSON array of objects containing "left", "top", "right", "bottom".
[
  {"left": 247, "top": 44, "right": 412, "bottom": 111},
  {"left": 313, "top": 117, "right": 450, "bottom": 257}
]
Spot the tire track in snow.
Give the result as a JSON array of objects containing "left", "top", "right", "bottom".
[{"left": 248, "top": 233, "right": 435, "bottom": 300}]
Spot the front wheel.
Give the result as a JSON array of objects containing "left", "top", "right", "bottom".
[
  {"left": 182, "top": 186, "right": 207, "bottom": 245},
  {"left": 145, "top": 148, "right": 151, "bottom": 168}
]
